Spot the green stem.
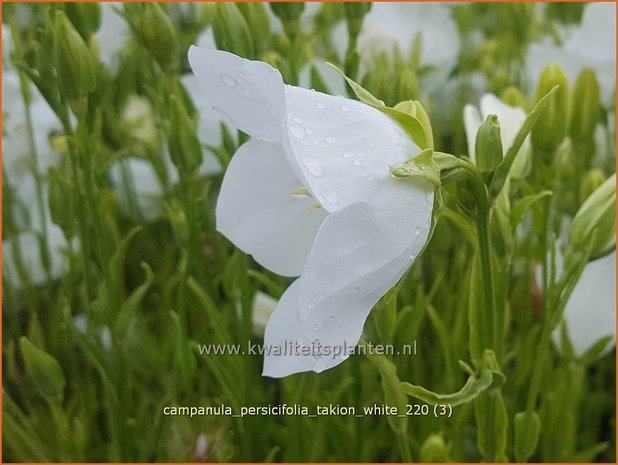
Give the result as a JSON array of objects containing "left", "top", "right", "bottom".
[{"left": 396, "top": 430, "right": 413, "bottom": 463}]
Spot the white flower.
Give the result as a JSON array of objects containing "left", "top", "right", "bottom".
[
  {"left": 463, "top": 93, "right": 531, "bottom": 177},
  {"left": 2, "top": 65, "right": 73, "bottom": 288},
  {"left": 188, "top": 48, "right": 434, "bottom": 377},
  {"left": 554, "top": 250, "right": 616, "bottom": 357},
  {"left": 527, "top": 3, "right": 616, "bottom": 103}
]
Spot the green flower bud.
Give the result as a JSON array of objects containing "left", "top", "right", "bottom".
[
  {"left": 48, "top": 167, "right": 76, "bottom": 239},
  {"left": 569, "top": 173, "right": 616, "bottom": 257},
  {"left": 500, "top": 86, "right": 528, "bottom": 110},
  {"left": 419, "top": 433, "right": 452, "bottom": 463},
  {"left": 135, "top": 4, "right": 180, "bottom": 72},
  {"left": 54, "top": 10, "right": 96, "bottom": 101},
  {"left": 168, "top": 95, "right": 203, "bottom": 175},
  {"left": 236, "top": 3, "right": 271, "bottom": 55},
  {"left": 344, "top": 2, "right": 372, "bottom": 38},
  {"left": 579, "top": 169, "right": 606, "bottom": 205},
  {"left": 270, "top": 2, "right": 305, "bottom": 41},
  {"left": 475, "top": 115, "right": 503, "bottom": 173},
  {"left": 531, "top": 63, "right": 569, "bottom": 152},
  {"left": 397, "top": 68, "right": 419, "bottom": 102},
  {"left": 393, "top": 99, "right": 433, "bottom": 149},
  {"left": 569, "top": 67, "right": 600, "bottom": 144},
  {"left": 213, "top": 3, "right": 255, "bottom": 58},
  {"left": 165, "top": 198, "right": 190, "bottom": 243},
  {"left": 63, "top": 2, "right": 101, "bottom": 39}
]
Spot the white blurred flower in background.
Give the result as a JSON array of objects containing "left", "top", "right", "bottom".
[{"left": 527, "top": 2, "right": 616, "bottom": 103}]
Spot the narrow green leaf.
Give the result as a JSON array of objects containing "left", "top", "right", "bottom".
[
  {"left": 489, "top": 85, "right": 559, "bottom": 198},
  {"left": 510, "top": 190, "right": 553, "bottom": 228},
  {"left": 401, "top": 368, "right": 493, "bottom": 406},
  {"left": 19, "top": 337, "right": 66, "bottom": 405}
]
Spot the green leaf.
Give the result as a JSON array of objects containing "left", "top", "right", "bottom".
[
  {"left": 390, "top": 148, "right": 439, "bottom": 188},
  {"left": 510, "top": 190, "right": 553, "bottom": 228},
  {"left": 401, "top": 368, "right": 493, "bottom": 407},
  {"left": 326, "top": 62, "right": 429, "bottom": 148},
  {"left": 114, "top": 262, "right": 153, "bottom": 338},
  {"left": 489, "top": 85, "right": 559, "bottom": 198},
  {"left": 363, "top": 343, "right": 408, "bottom": 434},
  {"left": 514, "top": 410, "right": 541, "bottom": 461},
  {"left": 19, "top": 337, "right": 66, "bottom": 405}
]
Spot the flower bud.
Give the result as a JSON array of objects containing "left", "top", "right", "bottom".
[
  {"left": 168, "top": 95, "right": 202, "bottom": 175},
  {"left": 213, "top": 3, "right": 255, "bottom": 58},
  {"left": 579, "top": 169, "right": 605, "bottom": 205},
  {"left": 419, "top": 433, "right": 452, "bottom": 463},
  {"left": 569, "top": 173, "right": 616, "bottom": 257},
  {"left": 500, "top": 86, "right": 528, "bottom": 110},
  {"left": 531, "top": 64, "right": 569, "bottom": 153},
  {"left": 394, "top": 100, "right": 433, "bottom": 149},
  {"left": 270, "top": 3, "right": 305, "bottom": 41},
  {"left": 475, "top": 115, "right": 503, "bottom": 173},
  {"left": 54, "top": 10, "right": 96, "bottom": 101},
  {"left": 62, "top": 2, "right": 101, "bottom": 39},
  {"left": 344, "top": 2, "right": 372, "bottom": 38},
  {"left": 137, "top": 4, "right": 179, "bottom": 72},
  {"left": 569, "top": 67, "right": 600, "bottom": 144},
  {"left": 236, "top": 3, "right": 271, "bottom": 55}
]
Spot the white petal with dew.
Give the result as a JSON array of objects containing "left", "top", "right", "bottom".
[
  {"left": 188, "top": 47, "right": 287, "bottom": 144},
  {"left": 284, "top": 85, "right": 420, "bottom": 213},
  {"left": 216, "top": 139, "right": 327, "bottom": 277}
]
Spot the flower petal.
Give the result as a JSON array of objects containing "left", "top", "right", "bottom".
[
  {"left": 262, "top": 280, "right": 316, "bottom": 377},
  {"left": 216, "top": 138, "right": 327, "bottom": 277},
  {"left": 284, "top": 86, "right": 420, "bottom": 213},
  {"left": 463, "top": 103, "right": 482, "bottom": 160},
  {"left": 264, "top": 195, "right": 432, "bottom": 376},
  {"left": 560, "top": 250, "right": 616, "bottom": 356},
  {"left": 187, "top": 47, "right": 286, "bottom": 143}
]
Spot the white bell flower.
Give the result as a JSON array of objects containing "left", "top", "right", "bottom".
[
  {"left": 463, "top": 93, "right": 531, "bottom": 177},
  {"left": 527, "top": 3, "right": 616, "bottom": 103},
  {"left": 188, "top": 48, "right": 434, "bottom": 377},
  {"left": 558, "top": 250, "right": 616, "bottom": 357}
]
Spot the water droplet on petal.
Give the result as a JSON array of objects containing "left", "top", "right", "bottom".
[
  {"left": 328, "top": 314, "right": 335, "bottom": 321},
  {"left": 353, "top": 160, "right": 362, "bottom": 167},
  {"left": 221, "top": 74, "right": 237, "bottom": 87},
  {"left": 317, "top": 102, "right": 327, "bottom": 110},
  {"left": 301, "top": 156, "right": 324, "bottom": 177},
  {"left": 305, "top": 127, "right": 314, "bottom": 135},
  {"left": 293, "top": 116, "right": 303, "bottom": 124},
  {"left": 353, "top": 285, "right": 360, "bottom": 293},
  {"left": 342, "top": 105, "right": 351, "bottom": 112},
  {"left": 409, "top": 252, "right": 416, "bottom": 261},
  {"left": 326, "top": 135, "right": 337, "bottom": 144},
  {"left": 237, "top": 70, "right": 246, "bottom": 79},
  {"left": 290, "top": 125, "right": 305, "bottom": 140},
  {"left": 313, "top": 322, "right": 319, "bottom": 330},
  {"left": 415, "top": 227, "right": 421, "bottom": 235},
  {"left": 313, "top": 361, "right": 325, "bottom": 373},
  {"left": 343, "top": 151, "right": 354, "bottom": 159}
]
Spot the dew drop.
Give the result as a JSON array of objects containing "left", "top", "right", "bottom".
[
  {"left": 301, "top": 156, "right": 324, "bottom": 177},
  {"left": 326, "top": 135, "right": 337, "bottom": 144},
  {"left": 415, "top": 226, "right": 421, "bottom": 235},
  {"left": 342, "top": 105, "right": 351, "bottom": 112},
  {"left": 353, "top": 160, "right": 362, "bottom": 167},
  {"left": 220, "top": 74, "right": 237, "bottom": 87},
  {"left": 290, "top": 125, "right": 305, "bottom": 140},
  {"left": 305, "top": 127, "right": 314, "bottom": 135},
  {"left": 313, "top": 322, "right": 319, "bottom": 330},
  {"left": 343, "top": 151, "right": 354, "bottom": 159},
  {"left": 237, "top": 70, "right": 246, "bottom": 79},
  {"left": 316, "top": 102, "right": 327, "bottom": 110},
  {"left": 409, "top": 252, "right": 416, "bottom": 261},
  {"left": 328, "top": 314, "right": 335, "bottom": 321},
  {"left": 353, "top": 285, "right": 360, "bottom": 293},
  {"left": 293, "top": 116, "right": 303, "bottom": 124}
]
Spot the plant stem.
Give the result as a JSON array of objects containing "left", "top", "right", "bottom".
[{"left": 397, "top": 430, "right": 413, "bottom": 463}]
